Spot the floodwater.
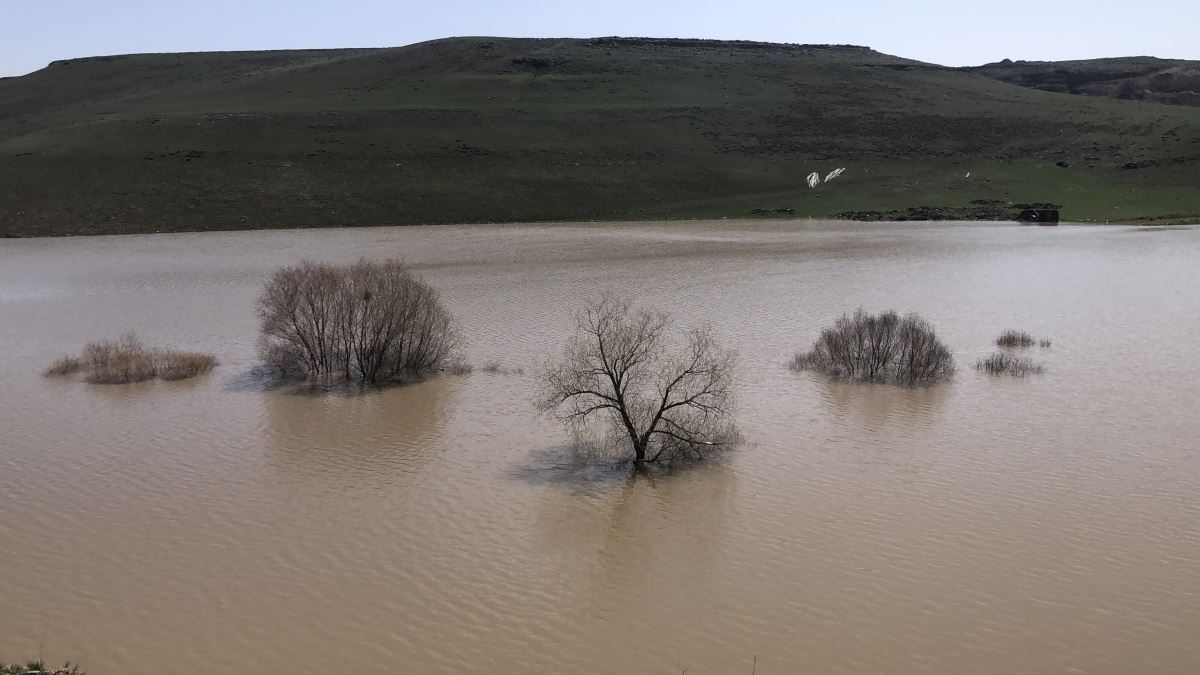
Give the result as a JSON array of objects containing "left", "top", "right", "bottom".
[{"left": 2, "top": 220, "right": 1199, "bottom": 674}]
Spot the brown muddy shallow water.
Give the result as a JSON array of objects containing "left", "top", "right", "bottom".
[{"left": 1, "top": 220, "right": 1199, "bottom": 674}]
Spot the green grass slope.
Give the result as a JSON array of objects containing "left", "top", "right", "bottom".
[{"left": 2, "top": 37, "right": 1199, "bottom": 236}]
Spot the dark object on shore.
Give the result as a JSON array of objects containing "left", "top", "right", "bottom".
[
  {"left": 748, "top": 207, "right": 796, "bottom": 216},
  {"left": 839, "top": 201, "right": 1064, "bottom": 223},
  {"left": 1056, "top": 160, "right": 1071, "bottom": 168},
  {"left": 836, "top": 205, "right": 1010, "bottom": 221},
  {"left": 1017, "top": 208, "right": 1060, "bottom": 224},
  {"left": 790, "top": 309, "right": 954, "bottom": 385}
]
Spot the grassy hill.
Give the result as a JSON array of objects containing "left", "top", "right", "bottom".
[
  {"left": 2, "top": 37, "right": 1200, "bottom": 236},
  {"left": 968, "top": 57, "right": 1200, "bottom": 107}
]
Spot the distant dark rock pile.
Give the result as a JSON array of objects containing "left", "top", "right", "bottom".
[
  {"left": 511, "top": 56, "right": 568, "bottom": 72},
  {"left": 748, "top": 207, "right": 796, "bottom": 216},
  {"left": 838, "top": 205, "right": 1001, "bottom": 221},
  {"left": 1016, "top": 209, "right": 1060, "bottom": 223},
  {"left": 837, "top": 201, "right": 1061, "bottom": 222},
  {"left": 1121, "top": 159, "right": 1160, "bottom": 170}
]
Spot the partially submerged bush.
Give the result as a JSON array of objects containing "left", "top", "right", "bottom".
[
  {"left": 1039, "top": 338, "right": 1053, "bottom": 348},
  {"left": 790, "top": 310, "right": 954, "bottom": 385},
  {"left": 44, "top": 334, "right": 216, "bottom": 384},
  {"left": 258, "top": 259, "right": 460, "bottom": 383},
  {"left": 996, "top": 330, "right": 1036, "bottom": 348},
  {"left": 43, "top": 355, "right": 83, "bottom": 377},
  {"left": 1, "top": 660, "right": 83, "bottom": 675},
  {"left": 481, "top": 361, "right": 524, "bottom": 375},
  {"left": 975, "top": 352, "right": 1044, "bottom": 376},
  {"left": 155, "top": 351, "right": 221, "bottom": 381}
]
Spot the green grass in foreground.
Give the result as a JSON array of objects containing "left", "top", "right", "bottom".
[{"left": 2, "top": 37, "right": 1199, "bottom": 236}]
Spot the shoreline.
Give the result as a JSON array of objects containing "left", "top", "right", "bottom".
[{"left": 2, "top": 215, "right": 1196, "bottom": 241}]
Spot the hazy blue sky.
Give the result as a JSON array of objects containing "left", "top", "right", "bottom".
[{"left": 3, "top": 0, "right": 1196, "bottom": 77}]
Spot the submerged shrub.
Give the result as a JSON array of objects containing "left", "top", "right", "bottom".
[
  {"left": 975, "top": 352, "right": 1044, "bottom": 377},
  {"left": 81, "top": 334, "right": 158, "bottom": 383},
  {"left": 43, "top": 355, "right": 84, "bottom": 377},
  {"left": 996, "top": 330, "right": 1036, "bottom": 348},
  {"left": 44, "top": 334, "right": 216, "bottom": 384},
  {"left": 156, "top": 351, "right": 220, "bottom": 380},
  {"left": 1, "top": 661, "right": 83, "bottom": 675},
  {"left": 479, "top": 361, "right": 524, "bottom": 375},
  {"left": 790, "top": 309, "right": 954, "bottom": 385},
  {"left": 258, "top": 259, "right": 460, "bottom": 383},
  {"left": 1039, "top": 338, "right": 1053, "bottom": 348}
]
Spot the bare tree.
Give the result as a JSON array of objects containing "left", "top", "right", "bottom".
[
  {"left": 258, "top": 259, "right": 460, "bottom": 383},
  {"left": 540, "top": 295, "right": 737, "bottom": 464}
]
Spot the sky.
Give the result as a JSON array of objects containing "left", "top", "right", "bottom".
[{"left": 2, "top": 0, "right": 1197, "bottom": 77}]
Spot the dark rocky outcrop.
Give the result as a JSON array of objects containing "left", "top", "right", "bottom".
[
  {"left": 838, "top": 201, "right": 1061, "bottom": 222},
  {"left": 1121, "top": 159, "right": 1160, "bottom": 170}
]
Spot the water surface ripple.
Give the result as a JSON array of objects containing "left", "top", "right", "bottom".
[{"left": 1, "top": 221, "right": 1198, "bottom": 674}]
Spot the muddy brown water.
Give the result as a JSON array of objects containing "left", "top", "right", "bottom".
[{"left": 2, "top": 220, "right": 1199, "bottom": 674}]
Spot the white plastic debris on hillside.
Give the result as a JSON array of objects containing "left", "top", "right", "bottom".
[
  {"left": 824, "top": 168, "right": 846, "bottom": 183},
  {"left": 806, "top": 172, "right": 820, "bottom": 189}
]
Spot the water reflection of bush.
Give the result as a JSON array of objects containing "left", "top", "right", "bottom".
[
  {"left": 816, "top": 377, "right": 950, "bottom": 433},
  {"left": 261, "top": 377, "right": 455, "bottom": 488},
  {"left": 811, "top": 377, "right": 952, "bottom": 478}
]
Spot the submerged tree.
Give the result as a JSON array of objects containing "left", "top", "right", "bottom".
[
  {"left": 790, "top": 309, "right": 954, "bottom": 385},
  {"left": 540, "top": 295, "right": 737, "bottom": 464},
  {"left": 258, "top": 259, "right": 460, "bottom": 383}
]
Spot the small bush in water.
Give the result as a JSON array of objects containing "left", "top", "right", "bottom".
[
  {"left": 44, "top": 334, "right": 216, "bottom": 384},
  {"left": 975, "top": 352, "right": 1044, "bottom": 377},
  {"left": 1, "top": 660, "right": 84, "bottom": 675},
  {"left": 790, "top": 310, "right": 954, "bottom": 385},
  {"left": 996, "top": 330, "right": 1036, "bottom": 348}
]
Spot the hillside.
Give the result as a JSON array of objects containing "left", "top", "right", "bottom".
[
  {"left": 2, "top": 37, "right": 1200, "bottom": 236},
  {"left": 968, "top": 57, "right": 1200, "bottom": 107}
]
